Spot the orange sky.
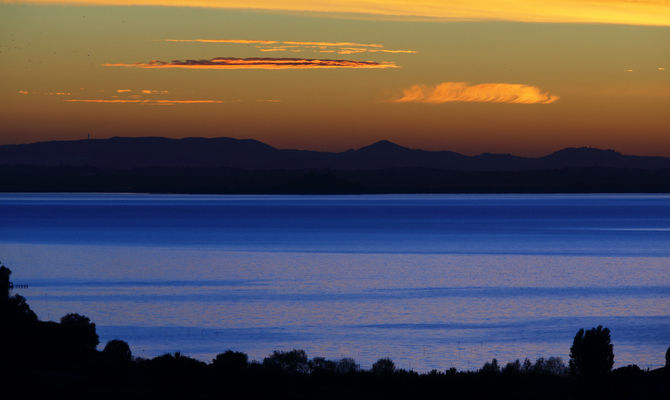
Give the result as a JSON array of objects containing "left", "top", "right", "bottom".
[{"left": 1, "top": 2, "right": 669, "bottom": 155}]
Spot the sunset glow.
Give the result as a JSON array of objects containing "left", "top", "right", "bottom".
[
  {"left": 1, "top": 1, "right": 669, "bottom": 155},
  {"left": 6, "top": 0, "right": 670, "bottom": 26}
]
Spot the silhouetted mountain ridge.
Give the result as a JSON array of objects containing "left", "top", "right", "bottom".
[{"left": 2, "top": 137, "right": 670, "bottom": 171}]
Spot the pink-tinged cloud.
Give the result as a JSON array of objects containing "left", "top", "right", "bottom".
[
  {"left": 336, "top": 48, "right": 368, "bottom": 55},
  {"left": 393, "top": 82, "right": 559, "bottom": 104},
  {"left": 64, "top": 99, "right": 224, "bottom": 105},
  {"left": 103, "top": 57, "right": 398, "bottom": 69}
]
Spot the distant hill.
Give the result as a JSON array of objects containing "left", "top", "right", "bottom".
[
  {"left": 2, "top": 136, "right": 670, "bottom": 171},
  {"left": 3, "top": 137, "right": 670, "bottom": 193}
]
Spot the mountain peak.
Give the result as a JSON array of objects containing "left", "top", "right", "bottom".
[
  {"left": 357, "top": 140, "right": 410, "bottom": 152},
  {"left": 543, "top": 147, "right": 622, "bottom": 160}
]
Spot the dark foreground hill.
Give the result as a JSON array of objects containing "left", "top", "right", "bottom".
[
  {"left": 2, "top": 265, "right": 669, "bottom": 400},
  {"left": 2, "top": 137, "right": 670, "bottom": 193}
]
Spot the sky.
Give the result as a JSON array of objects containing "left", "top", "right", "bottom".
[{"left": 1, "top": 1, "right": 669, "bottom": 156}]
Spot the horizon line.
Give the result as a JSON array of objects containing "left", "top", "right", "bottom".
[{"left": 0, "top": 135, "right": 653, "bottom": 159}]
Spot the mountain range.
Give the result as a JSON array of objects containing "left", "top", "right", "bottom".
[{"left": 2, "top": 136, "right": 670, "bottom": 171}]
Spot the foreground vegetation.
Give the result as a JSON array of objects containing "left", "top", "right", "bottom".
[{"left": 2, "top": 265, "right": 668, "bottom": 399}]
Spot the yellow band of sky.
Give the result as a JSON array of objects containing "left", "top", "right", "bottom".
[{"left": 3, "top": 0, "right": 670, "bottom": 26}]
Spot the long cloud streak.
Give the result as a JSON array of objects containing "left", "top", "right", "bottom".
[
  {"left": 393, "top": 82, "right": 559, "bottom": 104},
  {"left": 164, "top": 39, "right": 416, "bottom": 55},
  {"left": 65, "top": 99, "right": 224, "bottom": 105},
  {"left": 6, "top": 1, "right": 670, "bottom": 26},
  {"left": 103, "top": 57, "right": 398, "bottom": 69},
  {"left": 167, "top": 39, "right": 382, "bottom": 48},
  {"left": 165, "top": 39, "right": 278, "bottom": 45}
]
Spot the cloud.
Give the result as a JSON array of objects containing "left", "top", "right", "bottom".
[
  {"left": 281, "top": 41, "right": 382, "bottom": 48},
  {"left": 141, "top": 89, "right": 169, "bottom": 94},
  {"left": 659, "top": 67, "right": 666, "bottom": 71},
  {"left": 165, "top": 39, "right": 278, "bottom": 45},
  {"left": 392, "top": 82, "right": 559, "bottom": 104},
  {"left": 103, "top": 57, "right": 398, "bottom": 69},
  {"left": 166, "top": 38, "right": 416, "bottom": 55},
  {"left": 9, "top": 1, "right": 670, "bottom": 26},
  {"left": 258, "top": 47, "right": 289, "bottom": 52},
  {"left": 257, "top": 99, "right": 281, "bottom": 103},
  {"left": 335, "top": 48, "right": 368, "bottom": 55},
  {"left": 116, "top": 89, "right": 132, "bottom": 93},
  {"left": 64, "top": 99, "right": 224, "bottom": 105},
  {"left": 16, "top": 90, "right": 71, "bottom": 96},
  {"left": 369, "top": 49, "right": 416, "bottom": 54}
]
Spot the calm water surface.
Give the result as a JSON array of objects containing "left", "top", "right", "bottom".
[{"left": 1, "top": 194, "right": 668, "bottom": 371}]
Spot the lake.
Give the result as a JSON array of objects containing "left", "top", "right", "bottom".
[{"left": 1, "top": 193, "right": 668, "bottom": 371}]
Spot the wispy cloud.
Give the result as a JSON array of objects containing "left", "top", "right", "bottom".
[
  {"left": 64, "top": 99, "right": 224, "bottom": 106},
  {"left": 165, "top": 38, "right": 416, "bottom": 55},
  {"left": 281, "top": 41, "right": 382, "bottom": 48},
  {"left": 257, "top": 99, "right": 281, "bottom": 103},
  {"left": 17, "top": 90, "right": 71, "bottom": 96},
  {"left": 165, "top": 39, "right": 278, "bottom": 45},
  {"left": 103, "top": 57, "right": 398, "bottom": 69},
  {"left": 369, "top": 49, "right": 416, "bottom": 54},
  {"left": 141, "top": 89, "right": 169, "bottom": 94},
  {"left": 258, "top": 48, "right": 290, "bottom": 52},
  {"left": 115, "top": 89, "right": 169, "bottom": 94},
  {"left": 10, "top": 1, "right": 670, "bottom": 26},
  {"left": 392, "top": 82, "right": 559, "bottom": 104}
]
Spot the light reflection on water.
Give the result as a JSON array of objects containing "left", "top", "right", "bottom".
[{"left": 1, "top": 194, "right": 669, "bottom": 371}]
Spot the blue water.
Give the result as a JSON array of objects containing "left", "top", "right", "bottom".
[{"left": 1, "top": 194, "right": 669, "bottom": 371}]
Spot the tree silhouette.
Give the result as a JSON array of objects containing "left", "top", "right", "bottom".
[
  {"left": 263, "top": 349, "right": 310, "bottom": 374},
  {"left": 371, "top": 358, "right": 395, "bottom": 375},
  {"left": 480, "top": 358, "right": 500, "bottom": 374},
  {"left": 335, "top": 358, "right": 359, "bottom": 374},
  {"left": 0, "top": 264, "right": 10, "bottom": 300},
  {"left": 60, "top": 313, "right": 99, "bottom": 350},
  {"left": 212, "top": 350, "right": 248, "bottom": 373},
  {"left": 104, "top": 339, "right": 132, "bottom": 364},
  {"left": 569, "top": 325, "right": 614, "bottom": 377},
  {"left": 1, "top": 265, "right": 37, "bottom": 323}
]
